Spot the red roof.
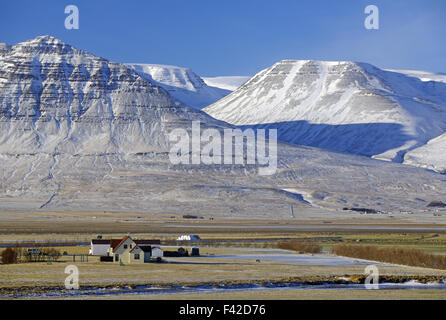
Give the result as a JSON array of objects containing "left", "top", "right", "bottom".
[
  {"left": 112, "top": 236, "right": 130, "bottom": 251},
  {"left": 110, "top": 239, "right": 122, "bottom": 249},
  {"left": 91, "top": 236, "right": 161, "bottom": 253}
]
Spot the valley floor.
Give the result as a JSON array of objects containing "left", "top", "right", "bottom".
[{"left": 1, "top": 213, "right": 446, "bottom": 299}]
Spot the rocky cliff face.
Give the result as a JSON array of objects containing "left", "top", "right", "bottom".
[{"left": 0, "top": 35, "right": 216, "bottom": 155}]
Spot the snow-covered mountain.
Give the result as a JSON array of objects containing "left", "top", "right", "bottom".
[
  {"left": 0, "top": 36, "right": 224, "bottom": 155},
  {"left": 202, "top": 76, "right": 250, "bottom": 91},
  {"left": 126, "top": 63, "right": 230, "bottom": 109},
  {"left": 1, "top": 37, "right": 446, "bottom": 218},
  {"left": 204, "top": 60, "right": 446, "bottom": 164}
]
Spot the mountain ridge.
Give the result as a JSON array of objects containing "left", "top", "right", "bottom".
[
  {"left": 0, "top": 35, "right": 225, "bottom": 156},
  {"left": 204, "top": 59, "right": 446, "bottom": 167}
]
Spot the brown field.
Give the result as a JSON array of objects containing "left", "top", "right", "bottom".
[
  {"left": 333, "top": 244, "right": 446, "bottom": 270},
  {"left": 277, "top": 240, "right": 322, "bottom": 253}
]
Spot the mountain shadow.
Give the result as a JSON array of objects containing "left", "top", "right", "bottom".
[{"left": 240, "top": 120, "right": 415, "bottom": 162}]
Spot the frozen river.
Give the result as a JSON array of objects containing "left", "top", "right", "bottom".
[{"left": 2, "top": 281, "right": 446, "bottom": 299}]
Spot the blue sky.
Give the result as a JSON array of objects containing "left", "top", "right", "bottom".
[{"left": 0, "top": 0, "right": 445, "bottom": 76}]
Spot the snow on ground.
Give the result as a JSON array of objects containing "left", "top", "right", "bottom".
[
  {"left": 212, "top": 253, "right": 374, "bottom": 266},
  {"left": 386, "top": 69, "right": 446, "bottom": 83},
  {"left": 202, "top": 76, "right": 251, "bottom": 91},
  {"left": 404, "top": 133, "right": 446, "bottom": 173}
]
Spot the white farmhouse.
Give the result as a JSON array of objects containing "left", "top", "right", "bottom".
[
  {"left": 89, "top": 236, "right": 163, "bottom": 264},
  {"left": 96, "top": 235, "right": 163, "bottom": 264}
]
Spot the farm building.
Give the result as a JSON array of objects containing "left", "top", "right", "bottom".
[
  {"left": 89, "top": 239, "right": 111, "bottom": 256},
  {"left": 110, "top": 236, "right": 135, "bottom": 261},
  {"left": 89, "top": 236, "right": 162, "bottom": 264},
  {"left": 177, "top": 234, "right": 200, "bottom": 241},
  {"left": 124, "top": 245, "right": 163, "bottom": 263},
  {"left": 128, "top": 246, "right": 152, "bottom": 263}
]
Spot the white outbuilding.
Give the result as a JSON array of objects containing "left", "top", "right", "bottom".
[
  {"left": 89, "top": 239, "right": 111, "bottom": 256},
  {"left": 177, "top": 235, "right": 201, "bottom": 241}
]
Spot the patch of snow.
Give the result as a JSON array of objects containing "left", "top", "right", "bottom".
[
  {"left": 126, "top": 63, "right": 231, "bottom": 109},
  {"left": 202, "top": 76, "right": 251, "bottom": 91},
  {"left": 404, "top": 133, "right": 446, "bottom": 173}
]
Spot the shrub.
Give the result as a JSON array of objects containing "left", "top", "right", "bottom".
[
  {"left": 1, "top": 248, "right": 18, "bottom": 264},
  {"left": 332, "top": 244, "right": 446, "bottom": 270},
  {"left": 277, "top": 240, "right": 322, "bottom": 254},
  {"left": 46, "top": 248, "right": 62, "bottom": 261},
  {"left": 41, "top": 248, "right": 62, "bottom": 262}
]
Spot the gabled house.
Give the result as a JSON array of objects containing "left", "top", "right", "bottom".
[
  {"left": 128, "top": 245, "right": 152, "bottom": 263},
  {"left": 89, "top": 236, "right": 162, "bottom": 264},
  {"left": 110, "top": 235, "right": 135, "bottom": 262},
  {"left": 94, "top": 236, "right": 163, "bottom": 264}
]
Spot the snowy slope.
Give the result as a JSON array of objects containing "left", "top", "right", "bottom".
[
  {"left": 202, "top": 76, "right": 250, "bottom": 91},
  {"left": 404, "top": 133, "right": 446, "bottom": 173},
  {"left": 204, "top": 60, "right": 446, "bottom": 164},
  {"left": 126, "top": 63, "right": 230, "bottom": 109},
  {"left": 386, "top": 69, "right": 446, "bottom": 83}
]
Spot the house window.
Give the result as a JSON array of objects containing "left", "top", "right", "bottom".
[
  {"left": 115, "top": 254, "right": 119, "bottom": 261},
  {"left": 124, "top": 244, "right": 128, "bottom": 249},
  {"left": 130, "top": 244, "right": 132, "bottom": 248},
  {"left": 134, "top": 254, "right": 140, "bottom": 260}
]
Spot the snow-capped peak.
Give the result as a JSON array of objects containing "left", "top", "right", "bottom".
[
  {"left": 204, "top": 59, "right": 446, "bottom": 165},
  {"left": 0, "top": 36, "right": 218, "bottom": 155},
  {"left": 127, "top": 63, "right": 206, "bottom": 92},
  {"left": 126, "top": 63, "right": 231, "bottom": 109},
  {"left": 0, "top": 42, "right": 11, "bottom": 53}
]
